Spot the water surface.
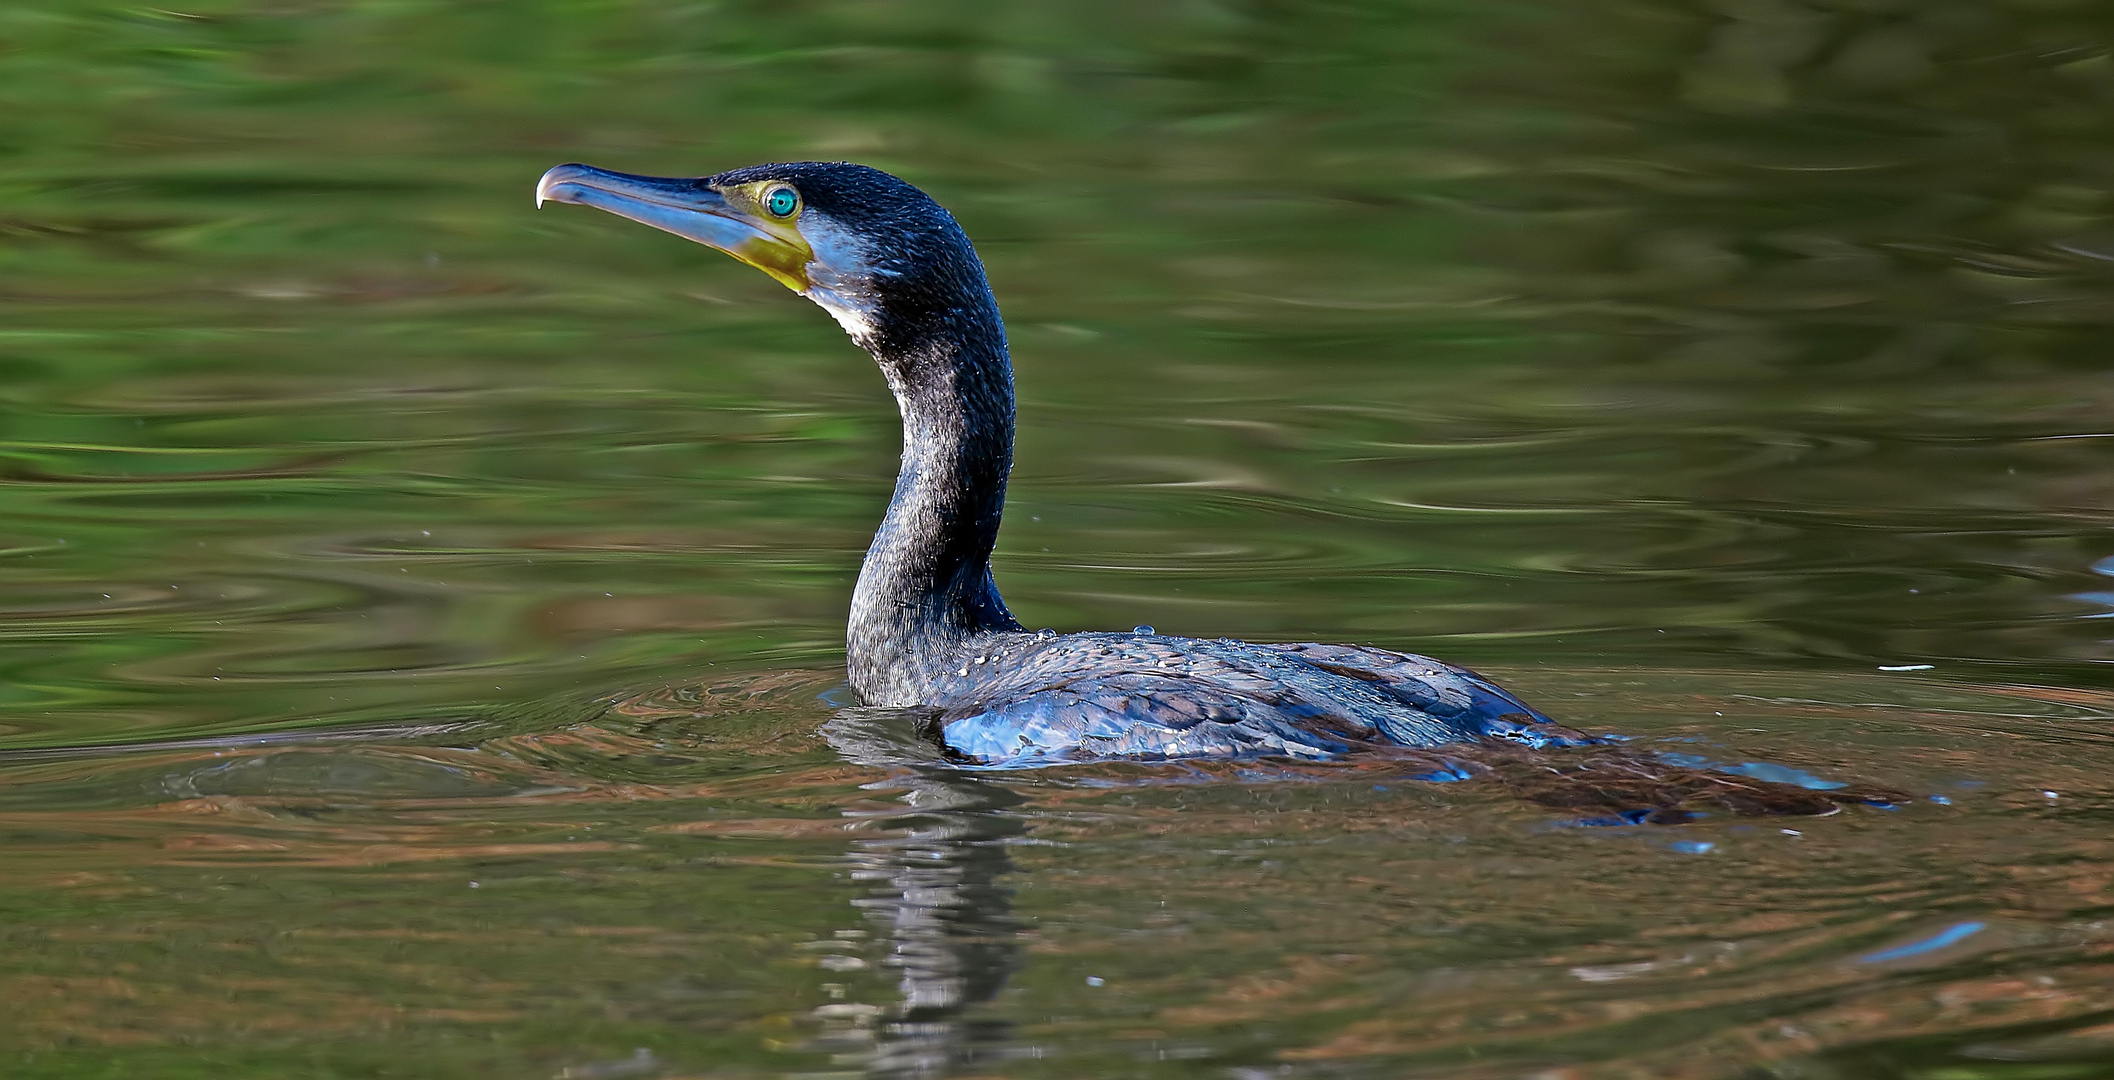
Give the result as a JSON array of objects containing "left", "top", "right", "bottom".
[{"left": 3, "top": 2, "right": 2113, "bottom": 1077}]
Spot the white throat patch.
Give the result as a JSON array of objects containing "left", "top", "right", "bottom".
[{"left": 797, "top": 213, "right": 882, "bottom": 342}]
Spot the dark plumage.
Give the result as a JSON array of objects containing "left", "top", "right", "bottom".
[
  {"left": 537, "top": 159, "right": 1574, "bottom": 765},
  {"left": 537, "top": 161, "right": 1894, "bottom": 806},
  {"left": 924, "top": 633, "right": 1585, "bottom": 766}
]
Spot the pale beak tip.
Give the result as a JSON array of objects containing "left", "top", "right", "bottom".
[{"left": 535, "top": 163, "right": 589, "bottom": 210}]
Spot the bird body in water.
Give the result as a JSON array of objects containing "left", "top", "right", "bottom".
[{"left": 536, "top": 160, "right": 1593, "bottom": 766}]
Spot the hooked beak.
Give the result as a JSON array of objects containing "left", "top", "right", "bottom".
[{"left": 535, "top": 163, "right": 813, "bottom": 292}]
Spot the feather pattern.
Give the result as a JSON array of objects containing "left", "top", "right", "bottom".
[
  {"left": 928, "top": 632, "right": 1591, "bottom": 766},
  {"left": 550, "top": 158, "right": 1910, "bottom": 819}
]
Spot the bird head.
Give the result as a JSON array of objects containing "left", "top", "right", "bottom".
[{"left": 536, "top": 160, "right": 992, "bottom": 350}]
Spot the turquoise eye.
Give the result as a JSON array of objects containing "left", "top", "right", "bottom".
[{"left": 764, "top": 186, "right": 798, "bottom": 217}]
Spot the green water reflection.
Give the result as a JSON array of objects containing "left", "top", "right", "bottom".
[{"left": 2, "top": 0, "right": 2113, "bottom": 1076}]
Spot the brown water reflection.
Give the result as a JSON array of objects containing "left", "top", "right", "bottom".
[
  {"left": 4, "top": 670, "right": 2111, "bottom": 1076},
  {"left": 3, "top": 0, "right": 2114, "bottom": 1075}
]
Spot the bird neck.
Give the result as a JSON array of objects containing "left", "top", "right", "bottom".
[{"left": 848, "top": 306, "right": 1022, "bottom": 705}]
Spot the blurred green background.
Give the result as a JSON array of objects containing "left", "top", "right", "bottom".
[
  {"left": 3, "top": 2, "right": 2114, "bottom": 1077},
  {"left": 2, "top": 0, "right": 2112, "bottom": 748}
]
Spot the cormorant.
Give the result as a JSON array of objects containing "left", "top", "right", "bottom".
[{"left": 532, "top": 160, "right": 1596, "bottom": 766}]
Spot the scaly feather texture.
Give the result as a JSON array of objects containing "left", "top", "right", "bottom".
[
  {"left": 550, "top": 161, "right": 1902, "bottom": 809},
  {"left": 673, "top": 165, "right": 1583, "bottom": 762}
]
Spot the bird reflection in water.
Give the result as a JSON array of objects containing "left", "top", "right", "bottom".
[
  {"left": 801, "top": 700, "right": 1909, "bottom": 1079},
  {"left": 813, "top": 706, "right": 1028, "bottom": 1079}
]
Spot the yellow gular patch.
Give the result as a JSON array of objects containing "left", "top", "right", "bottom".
[{"left": 716, "top": 181, "right": 814, "bottom": 293}]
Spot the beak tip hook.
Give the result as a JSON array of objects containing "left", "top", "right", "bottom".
[{"left": 534, "top": 164, "right": 583, "bottom": 210}]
